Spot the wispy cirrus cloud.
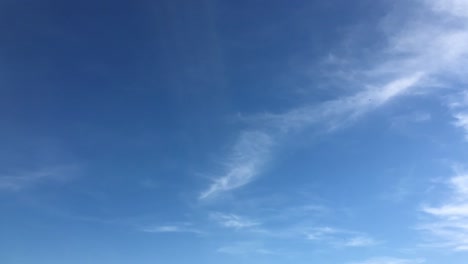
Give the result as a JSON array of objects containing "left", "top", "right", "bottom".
[
  {"left": 343, "top": 236, "right": 380, "bottom": 247},
  {"left": 200, "top": 0, "right": 468, "bottom": 200},
  {"left": 199, "top": 73, "right": 425, "bottom": 200},
  {"left": 390, "top": 112, "right": 431, "bottom": 131},
  {"left": 420, "top": 169, "right": 468, "bottom": 251},
  {"left": 349, "top": 257, "right": 425, "bottom": 264},
  {"left": 429, "top": 0, "right": 468, "bottom": 17},
  {"left": 211, "top": 213, "right": 260, "bottom": 230},
  {"left": 306, "top": 227, "right": 379, "bottom": 248},
  {"left": 199, "top": 131, "right": 272, "bottom": 199},
  {"left": 141, "top": 223, "right": 203, "bottom": 235},
  {"left": 446, "top": 90, "right": 468, "bottom": 141},
  {"left": 424, "top": 0, "right": 468, "bottom": 141},
  {"left": 264, "top": 72, "right": 425, "bottom": 132},
  {"left": 450, "top": 99, "right": 468, "bottom": 140},
  {"left": 0, "top": 165, "right": 79, "bottom": 191},
  {"left": 217, "top": 241, "right": 278, "bottom": 256},
  {"left": 454, "top": 113, "right": 468, "bottom": 134},
  {"left": 207, "top": 207, "right": 379, "bottom": 249}
]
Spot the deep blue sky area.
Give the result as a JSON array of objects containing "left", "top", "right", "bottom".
[{"left": 2, "top": 1, "right": 468, "bottom": 264}]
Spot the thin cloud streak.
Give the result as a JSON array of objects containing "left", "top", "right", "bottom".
[
  {"left": 199, "top": 73, "right": 425, "bottom": 200},
  {"left": 420, "top": 171, "right": 468, "bottom": 251},
  {"left": 349, "top": 257, "right": 425, "bottom": 264},
  {"left": 141, "top": 224, "right": 203, "bottom": 235},
  {"left": 454, "top": 113, "right": 468, "bottom": 140},
  {"left": 448, "top": 91, "right": 468, "bottom": 139},
  {"left": 421, "top": 0, "right": 468, "bottom": 140},
  {"left": 306, "top": 226, "right": 379, "bottom": 248},
  {"left": 211, "top": 213, "right": 260, "bottom": 230},
  {"left": 199, "top": 131, "right": 272, "bottom": 199},
  {"left": 200, "top": 0, "right": 468, "bottom": 199},
  {"left": 206, "top": 208, "right": 379, "bottom": 249},
  {"left": 268, "top": 72, "right": 425, "bottom": 132},
  {"left": 429, "top": 0, "right": 468, "bottom": 18},
  {"left": 217, "top": 241, "right": 278, "bottom": 256},
  {"left": 343, "top": 236, "right": 380, "bottom": 247},
  {"left": 0, "top": 165, "right": 79, "bottom": 191}
]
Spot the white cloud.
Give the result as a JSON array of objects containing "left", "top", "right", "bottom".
[
  {"left": 454, "top": 113, "right": 468, "bottom": 139},
  {"left": 390, "top": 112, "right": 432, "bottom": 129},
  {"left": 350, "top": 257, "right": 425, "bottom": 264},
  {"left": 368, "top": 0, "right": 468, "bottom": 140},
  {"left": 211, "top": 213, "right": 260, "bottom": 230},
  {"left": 428, "top": 0, "right": 468, "bottom": 18},
  {"left": 448, "top": 91, "right": 468, "bottom": 110},
  {"left": 200, "top": 0, "right": 468, "bottom": 199},
  {"left": 447, "top": 91, "right": 468, "bottom": 139},
  {"left": 199, "top": 72, "right": 425, "bottom": 200},
  {"left": 417, "top": 0, "right": 468, "bottom": 141},
  {"left": 207, "top": 209, "right": 378, "bottom": 249},
  {"left": 145, "top": 225, "right": 182, "bottom": 232},
  {"left": 199, "top": 131, "right": 272, "bottom": 199},
  {"left": 266, "top": 72, "right": 425, "bottom": 133},
  {"left": 306, "top": 227, "right": 379, "bottom": 248},
  {"left": 452, "top": 174, "right": 468, "bottom": 195},
  {"left": 343, "top": 236, "right": 379, "bottom": 247},
  {"left": 217, "top": 241, "right": 276, "bottom": 255},
  {"left": 420, "top": 171, "right": 468, "bottom": 250},
  {"left": 0, "top": 165, "right": 78, "bottom": 191},
  {"left": 141, "top": 223, "right": 203, "bottom": 235},
  {"left": 305, "top": 226, "right": 340, "bottom": 240}
]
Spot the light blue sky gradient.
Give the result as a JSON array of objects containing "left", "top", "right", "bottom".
[{"left": 2, "top": 0, "right": 468, "bottom": 263}]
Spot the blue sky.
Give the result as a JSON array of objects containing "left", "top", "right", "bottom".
[{"left": 2, "top": 0, "right": 468, "bottom": 263}]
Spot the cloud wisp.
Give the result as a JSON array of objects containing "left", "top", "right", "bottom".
[
  {"left": 420, "top": 170, "right": 468, "bottom": 251},
  {"left": 0, "top": 165, "right": 79, "bottom": 192},
  {"left": 195, "top": 2, "right": 468, "bottom": 259},
  {"left": 141, "top": 223, "right": 204, "bottom": 235},
  {"left": 349, "top": 257, "right": 425, "bottom": 264},
  {"left": 211, "top": 213, "right": 260, "bottom": 230},
  {"left": 217, "top": 241, "right": 278, "bottom": 256},
  {"left": 199, "top": 131, "right": 272, "bottom": 199},
  {"left": 448, "top": 91, "right": 468, "bottom": 140},
  {"left": 199, "top": 0, "right": 468, "bottom": 200},
  {"left": 199, "top": 72, "right": 425, "bottom": 200},
  {"left": 306, "top": 227, "right": 379, "bottom": 248}
]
